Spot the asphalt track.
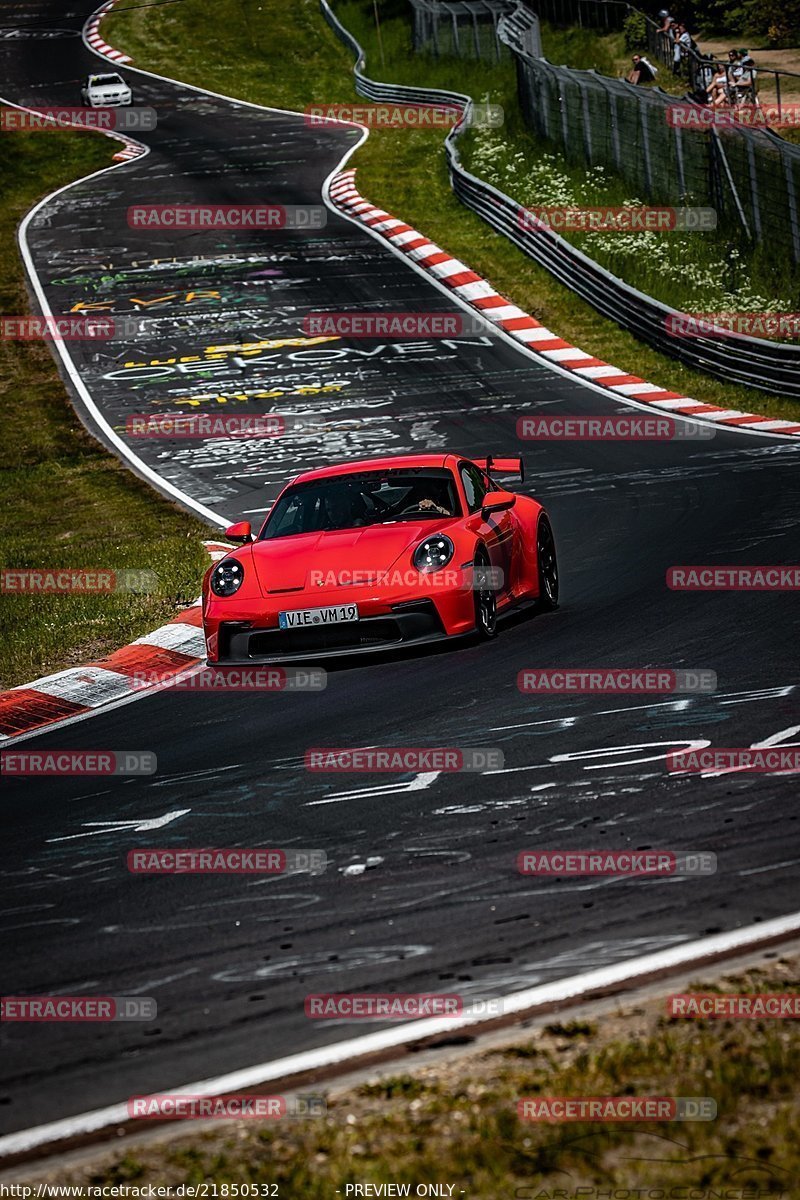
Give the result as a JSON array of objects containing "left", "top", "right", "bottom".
[{"left": 1, "top": 0, "right": 799, "bottom": 1141}]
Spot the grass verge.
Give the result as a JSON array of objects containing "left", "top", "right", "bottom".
[
  {"left": 28, "top": 956, "right": 800, "bottom": 1194},
  {"left": 0, "top": 131, "right": 210, "bottom": 688},
  {"left": 105, "top": 0, "right": 799, "bottom": 423}
]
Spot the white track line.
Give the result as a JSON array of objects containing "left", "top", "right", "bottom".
[{"left": 1, "top": 908, "right": 798, "bottom": 1158}]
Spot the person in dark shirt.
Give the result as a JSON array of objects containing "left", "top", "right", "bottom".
[{"left": 627, "top": 54, "right": 656, "bottom": 84}]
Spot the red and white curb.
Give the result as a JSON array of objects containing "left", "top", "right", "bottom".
[
  {"left": 85, "top": 0, "right": 132, "bottom": 64},
  {"left": 0, "top": 543, "right": 231, "bottom": 742},
  {"left": 111, "top": 142, "right": 144, "bottom": 162},
  {"left": 329, "top": 169, "right": 800, "bottom": 439}
]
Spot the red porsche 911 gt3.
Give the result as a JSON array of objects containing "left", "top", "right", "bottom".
[{"left": 202, "top": 453, "right": 558, "bottom": 663}]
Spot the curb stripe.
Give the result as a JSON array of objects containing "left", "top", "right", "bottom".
[
  {"left": 329, "top": 168, "right": 800, "bottom": 440},
  {"left": 84, "top": 0, "right": 133, "bottom": 63},
  {"left": 0, "top": 543, "right": 228, "bottom": 741}
]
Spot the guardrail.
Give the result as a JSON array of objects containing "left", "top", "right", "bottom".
[{"left": 320, "top": 0, "right": 800, "bottom": 398}]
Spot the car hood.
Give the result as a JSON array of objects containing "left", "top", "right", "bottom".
[{"left": 249, "top": 521, "right": 460, "bottom": 594}]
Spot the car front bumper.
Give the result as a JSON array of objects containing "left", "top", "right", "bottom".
[{"left": 204, "top": 584, "right": 478, "bottom": 663}]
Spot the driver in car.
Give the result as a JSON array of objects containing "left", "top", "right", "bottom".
[{"left": 322, "top": 486, "right": 364, "bottom": 529}]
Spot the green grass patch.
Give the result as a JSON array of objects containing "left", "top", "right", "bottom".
[
  {"left": 104, "top": 0, "right": 799, "bottom": 424},
  {"left": 539, "top": 19, "right": 627, "bottom": 75},
  {"left": 34, "top": 959, "right": 800, "bottom": 1194},
  {"left": 0, "top": 131, "right": 210, "bottom": 688}
]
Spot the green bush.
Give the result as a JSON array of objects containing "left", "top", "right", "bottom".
[{"left": 623, "top": 10, "right": 647, "bottom": 50}]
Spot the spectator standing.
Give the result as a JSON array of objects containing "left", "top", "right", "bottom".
[
  {"left": 672, "top": 23, "right": 692, "bottom": 74},
  {"left": 657, "top": 9, "right": 675, "bottom": 35},
  {"left": 656, "top": 9, "right": 675, "bottom": 64}
]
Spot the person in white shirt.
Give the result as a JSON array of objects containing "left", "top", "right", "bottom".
[{"left": 672, "top": 23, "right": 692, "bottom": 73}]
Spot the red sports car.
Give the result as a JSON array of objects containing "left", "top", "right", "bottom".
[{"left": 202, "top": 453, "right": 558, "bottom": 662}]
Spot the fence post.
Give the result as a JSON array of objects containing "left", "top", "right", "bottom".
[
  {"left": 539, "top": 62, "right": 551, "bottom": 139},
  {"left": 640, "top": 101, "right": 653, "bottom": 198},
  {"left": 673, "top": 123, "right": 686, "bottom": 201},
  {"left": 746, "top": 137, "right": 762, "bottom": 242},
  {"left": 579, "top": 81, "right": 592, "bottom": 163},
  {"left": 712, "top": 129, "right": 751, "bottom": 238},
  {"left": 785, "top": 155, "right": 800, "bottom": 263},
  {"left": 609, "top": 92, "right": 621, "bottom": 170},
  {"left": 559, "top": 70, "right": 570, "bottom": 155}
]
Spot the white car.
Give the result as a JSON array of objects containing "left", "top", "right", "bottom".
[{"left": 81, "top": 73, "right": 132, "bottom": 107}]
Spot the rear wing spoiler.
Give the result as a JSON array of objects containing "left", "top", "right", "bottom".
[{"left": 473, "top": 456, "right": 525, "bottom": 484}]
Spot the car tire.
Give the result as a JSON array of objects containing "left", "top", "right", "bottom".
[
  {"left": 536, "top": 515, "right": 559, "bottom": 610},
  {"left": 473, "top": 546, "right": 498, "bottom": 639}
]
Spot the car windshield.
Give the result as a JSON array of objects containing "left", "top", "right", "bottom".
[
  {"left": 92, "top": 75, "right": 124, "bottom": 85},
  {"left": 260, "top": 468, "right": 460, "bottom": 539}
]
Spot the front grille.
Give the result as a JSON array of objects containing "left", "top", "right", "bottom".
[
  {"left": 247, "top": 618, "right": 403, "bottom": 655},
  {"left": 220, "top": 601, "right": 443, "bottom": 661}
]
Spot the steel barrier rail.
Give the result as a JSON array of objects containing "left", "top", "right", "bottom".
[{"left": 320, "top": 0, "right": 800, "bottom": 398}]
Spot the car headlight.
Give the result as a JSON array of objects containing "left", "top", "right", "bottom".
[
  {"left": 413, "top": 535, "right": 454, "bottom": 573},
  {"left": 210, "top": 559, "right": 245, "bottom": 597}
]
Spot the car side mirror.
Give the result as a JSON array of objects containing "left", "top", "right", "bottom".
[
  {"left": 225, "top": 521, "right": 252, "bottom": 542},
  {"left": 481, "top": 490, "right": 516, "bottom": 517}
]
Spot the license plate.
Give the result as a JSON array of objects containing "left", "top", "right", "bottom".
[{"left": 279, "top": 603, "right": 359, "bottom": 629}]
